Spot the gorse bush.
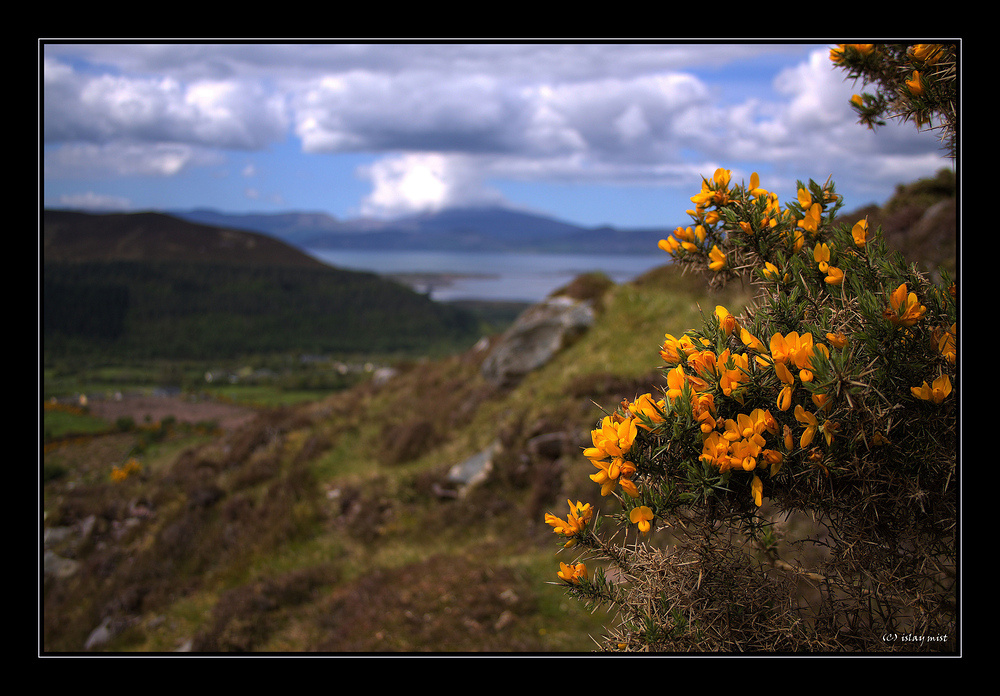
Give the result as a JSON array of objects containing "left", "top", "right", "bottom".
[
  {"left": 831, "top": 43, "right": 956, "bottom": 158},
  {"left": 545, "top": 159, "right": 956, "bottom": 651}
]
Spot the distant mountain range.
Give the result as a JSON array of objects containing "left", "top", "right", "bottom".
[{"left": 168, "top": 206, "right": 674, "bottom": 255}]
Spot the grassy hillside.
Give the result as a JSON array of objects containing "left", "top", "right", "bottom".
[
  {"left": 42, "top": 210, "right": 484, "bottom": 361},
  {"left": 41, "top": 263, "right": 753, "bottom": 653},
  {"left": 832, "top": 167, "right": 956, "bottom": 277},
  {"left": 40, "top": 172, "right": 956, "bottom": 652}
]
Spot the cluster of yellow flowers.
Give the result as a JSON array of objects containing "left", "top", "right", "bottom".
[
  {"left": 545, "top": 499, "right": 594, "bottom": 546},
  {"left": 547, "top": 165, "right": 956, "bottom": 586},
  {"left": 584, "top": 415, "right": 640, "bottom": 498},
  {"left": 111, "top": 457, "right": 142, "bottom": 482},
  {"left": 546, "top": 499, "right": 595, "bottom": 583}
]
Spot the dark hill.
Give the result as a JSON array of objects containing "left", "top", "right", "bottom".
[
  {"left": 41, "top": 210, "right": 483, "bottom": 360},
  {"left": 43, "top": 209, "right": 332, "bottom": 268},
  {"left": 831, "top": 167, "right": 956, "bottom": 278}
]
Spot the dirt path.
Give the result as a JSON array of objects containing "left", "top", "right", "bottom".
[{"left": 86, "top": 394, "right": 259, "bottom": 432}]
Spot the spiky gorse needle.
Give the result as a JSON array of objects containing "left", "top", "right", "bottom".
[{"left": 545, "top": 163, "right": 957, "bottom": 652}]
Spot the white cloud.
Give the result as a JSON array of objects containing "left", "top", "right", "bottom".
[
  {"left": 43, "top": 54, "right": 288, "bottom": 151},
  {"left": 53, "top": 191, "right": 132, "bottom": 210},
  {"left": 41, "top": 44, "right": 952, "bottom": 217},
  {"left": 44, "top": 141, "right": 223, "bottom": 178},
  {"left": 358, "top": 153, "right": 505, "bottom": 217}
]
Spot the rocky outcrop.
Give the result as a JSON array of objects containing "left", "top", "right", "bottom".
[{"left": 480, "top": 296, "right": 595, "bottom": 388}]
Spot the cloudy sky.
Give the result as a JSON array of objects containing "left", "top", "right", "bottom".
[{"left": 41, "top": 42, "right": 953, "bottom": 229}]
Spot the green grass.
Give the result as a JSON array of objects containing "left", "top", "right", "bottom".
[{"left": 42, "top": 406, "right": 114, "bottom": 440}]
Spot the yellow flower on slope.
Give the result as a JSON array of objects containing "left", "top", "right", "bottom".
[
  {"left": 545, "top": 499, "right": 593, "bottom": 542},
  {"left": 748, "top": 172, "right": 768, "bottom": 197},
  {"left": 911, "top": 375, "right": 953, "bottom": 404},
  {"left": 852, "top": 218, "right": 869, "bottom": 246},
  {"left": 660, "top": 333, "right": 699, "bottom": 364},
  {"left": 558, "top": 561, "right": 588, "bottom": 584},
  {"left": 629, "top": 506, "right": 655, "bottom": 534},
  {"left": 909, "top": 44, "right": 944, "bottom": 65},
  {"left": 826, "top": 332, "right": 848, "bottom": 349},
  {"left": 708, "top": 244, "right": 727, "bottom": 272},
  {"left": 587, "top": 415, "right": 638, "bottom": 459},
  {"left": 740, "top": 326, "right": 766, "bottom": 353},
  {"left": 658, "top": 236, "right": 681, "bottom": 255},
  {"left": 717, "top": 350, "right": 750, "bottom": 401},
  {"left": 751, "top": 475, "right": 764, "bottom": 507},
  {"left": 906, "top": 71, "right": 925, "bottom": 96},
  {"left": 715, "top": 305, "right": 737, "bottom": 336},
  {"left": 884, "top": 283, "right": 927, "bottom": 327},
  {"left": 794, "top": 404, "right": 819, "bottom": 448},
  {"left": 590, "top": 457, "right": 638, "bottom": 497},
  {"left": 798, "top": 194, "right": 822, "bottom": 234},
  {"left": 628, "top": 393, "right": 667, "bottom": 430},
  {"left": 111, "top": 458, "right": 142, "bottom": 482},
  {"left": 814, "top": 243, "right": 831, "bottom": 272}
]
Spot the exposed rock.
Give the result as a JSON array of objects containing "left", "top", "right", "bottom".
[
  {"left": 84, "top": 618, "right": 114, "bottom": 651},
  {"left": 481, "top": 296, "right": 595, "bottom": 387},
  {"left": 43, "top": 550, "right": 80, "bottom": 580},
  {"left": 439, "top": 440, "right": 499, "bottom": 498}
]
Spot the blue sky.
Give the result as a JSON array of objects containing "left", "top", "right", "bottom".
[{"left": 41, "top": 42, "right": 954, "bottom": 229}]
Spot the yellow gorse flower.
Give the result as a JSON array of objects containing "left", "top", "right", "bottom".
[
  {"left": 658, "top": 236, "right": 681, "bottom": 255},
  {"left": 911, "top": 374, "right": 953, "bottom": 404},
  {"left": 884, "top": 283, "right": 927, "bottom": 327},
  {"left": 660, "top": 333, "right": 694, "bottom": 364},
  {"left": 717, "top": 349, "right": 750, "bottom": 401},
  {"left": 852, "top": 218, "right": 869, "bottom": 246},
  {"left": 628, "top": 392, "right": 667, "bottom": 430},
  {"left": 111, "top": 458, "right": 142, "bottom": 482},
  {"left": 794, "top": 404, "right": 819, "bottom": 449},
  {"left": 909, "top": 44, "right": 945, "bottom": 65},
  {"left": 829, "top": 43, "right": 874, "bottom": 65},
  {"left": 587, "top": 415, "right": 638, "bottom": 460},
  {"left": 629, "top": 506, "right": 655, "bottom": 534},
  {"left": 584, "top": 415, "right": 640, "bottom": 497},
  {"left": 748, "top": 172, "right": 768, "bottom": 197},
  {"left": 715, "top": 305, "right": 737, "bottom": 336},
  {"left": 814, "top": 243, "right": 831, "bottom": 272},
  {"left": 751, "top": 474, "right": 764, "bottom": 507},
  {"left": 826, "top": 332, "right": 848, "bottom": 349},
  {"left": 708, "top": 244, "right": 726, "bottom": 272},
  {"left": 933, "top": 323, "right": 956, "bottom": 363},
  {"left": 825, "top": 265, "right": 845, "bottom": 285},
  {"left": 798, "top": 203, "right": 822, "bottom": 235},
  {"left": 557, "top": 561, "right": 588, "bottom": 584},
  {"left": 545, "top": 499, "right": 594, "bottom": 543}
]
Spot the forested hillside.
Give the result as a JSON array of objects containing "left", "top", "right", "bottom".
[{"left": 42, "top": 210, "right": 483, "bottom": 360}]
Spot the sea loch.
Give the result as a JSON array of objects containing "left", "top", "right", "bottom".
[{"left": 306, "top": 249, "right": 670, "bottom": 303}]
